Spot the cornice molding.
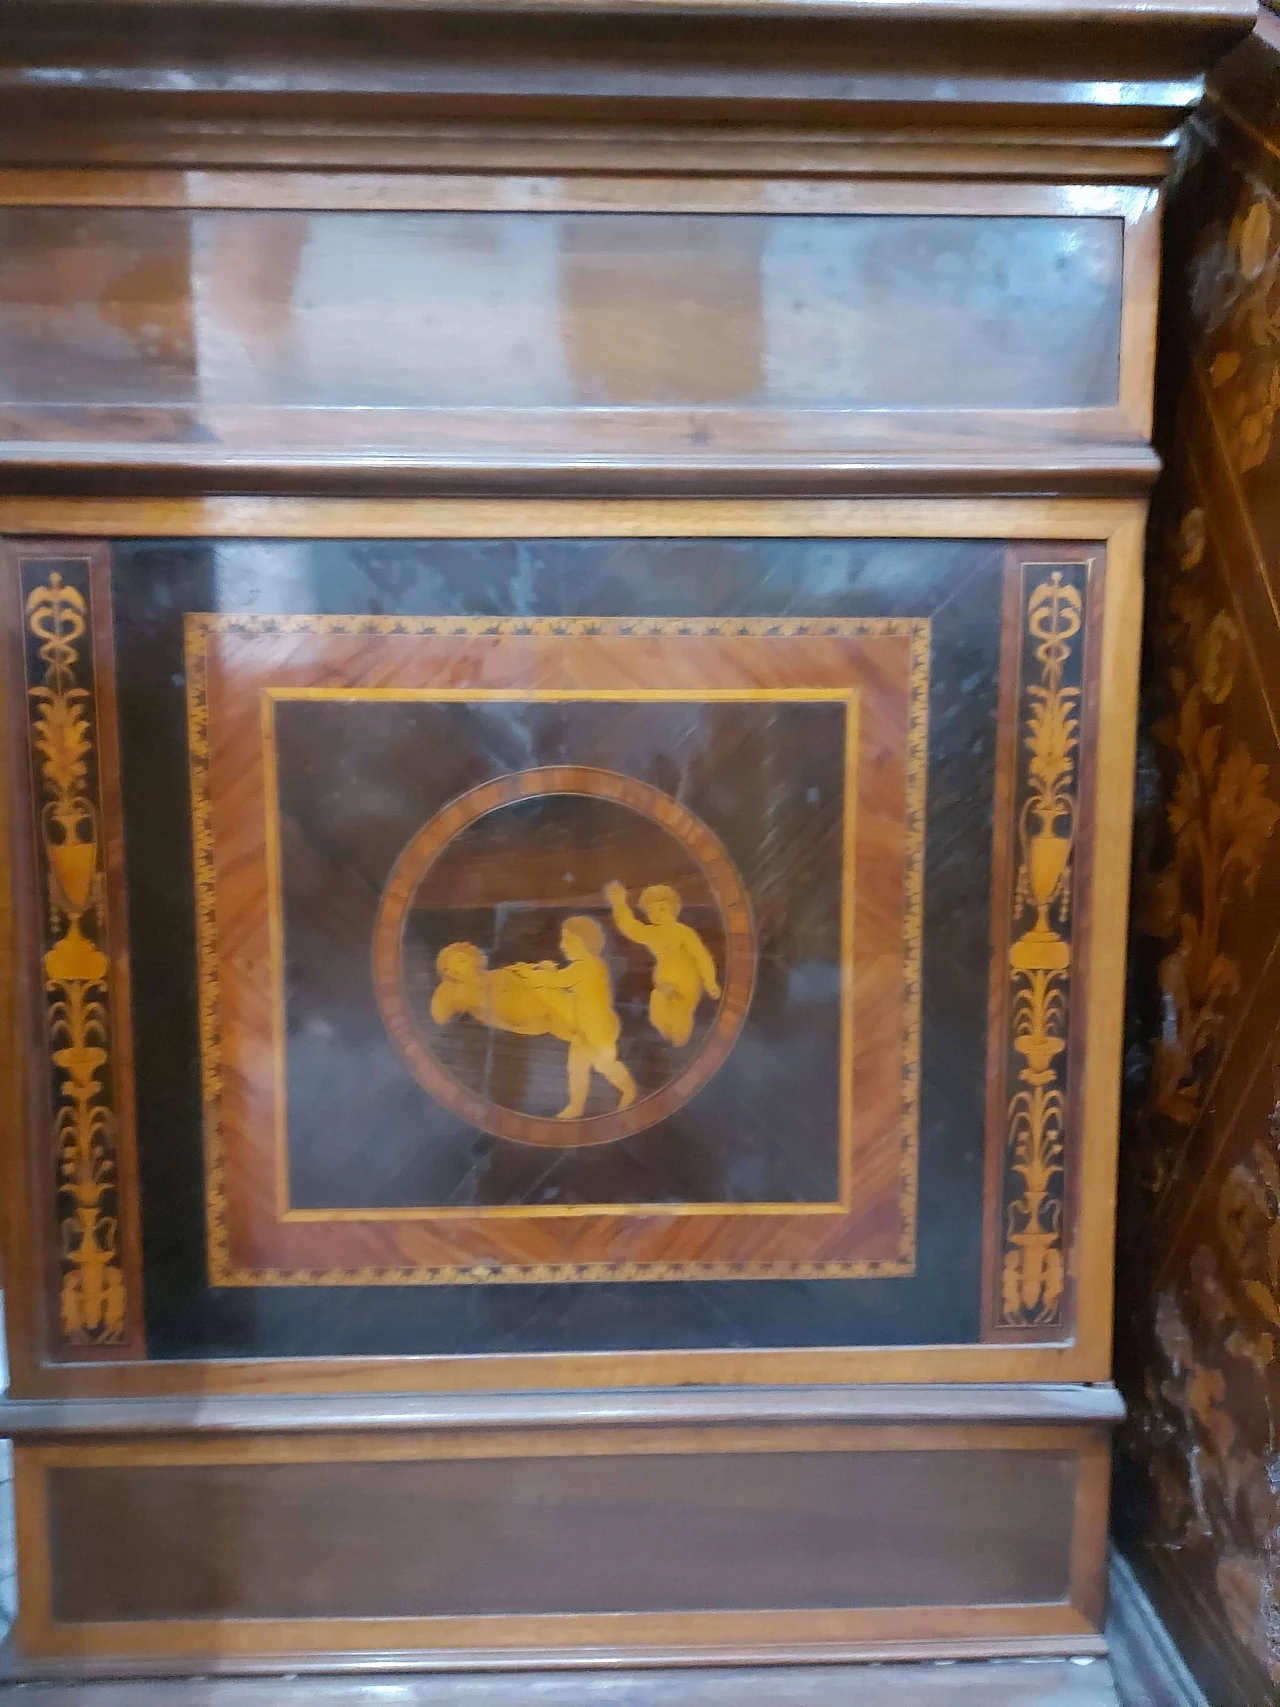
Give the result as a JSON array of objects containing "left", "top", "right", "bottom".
[{"left": 0, "top": 0, "right": 1255, "bottom": 169}]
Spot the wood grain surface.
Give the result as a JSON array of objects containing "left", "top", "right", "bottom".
[
  {"left": 0, "top": 187, "right": 1159, "bottom": 493},
  {"left": 0, "top": 205, "right": 1126, "bottom": 410},
  {"left": 0, "top": 0, "right": 1235, "bottom": 1679},
  {"left": 11, "top": 1422, "right": 1110, "bottom": 1664},
  {"left": 0, "top": 1380, "right": 1128, "bottom": 1437}
]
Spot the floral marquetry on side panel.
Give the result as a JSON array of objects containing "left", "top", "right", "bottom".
[
  {"left": 1200, "top": 196, "right": 1280, "bottom": 475},
  {"left": 1114, "top": 49, "right": 1280, "bottom": 1701},
  {"left": 1118, "top": 481, "right": 1280, "bottom": 1698},
  {"left": 1139, "top": 508, "right": 1279, "bottom": 1135}
]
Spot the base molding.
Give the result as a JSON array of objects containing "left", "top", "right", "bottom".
[
  {"left": 0, "top": 1652, "right": 1121, "bottom": 1703},
  {"left": 1103, "top": 1550, "right": 1211, "bottom": 1707}
]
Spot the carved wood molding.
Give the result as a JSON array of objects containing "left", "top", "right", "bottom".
[{"left": 0, "top": 0, "right": 1253, "bottom": 174}]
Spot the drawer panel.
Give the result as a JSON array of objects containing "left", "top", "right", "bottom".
[
  {"left": 0, "top": 181, "right": 1157, "bottom": 471},
  {"left": 14, "top": 1420, "right": 1109, "bottom": 1664},
  {"left": 0, "top": 207, "right": 1124, "bottom": 413}
]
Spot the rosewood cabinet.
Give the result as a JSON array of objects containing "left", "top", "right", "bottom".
[{"left": 0, "top": 0, "right": 1253, "bottom": 1681}]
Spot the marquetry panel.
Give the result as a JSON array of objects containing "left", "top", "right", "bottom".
[
  {"left": 0, "top": 510, "right": 1129, "bottom": 1376},
  {"left": 0, "top": 0, "right": 1242, "bottom": 1679},
  {"left": 191, "top": 612, "right": 924, "bottom": 1287},
  {"left": 983, "top": 558, "right": 1099, "bottom": 1338}
]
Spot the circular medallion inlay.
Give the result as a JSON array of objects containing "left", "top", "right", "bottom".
[{"left": 372, "top": 766, "right": 755, "bottom": 1147}]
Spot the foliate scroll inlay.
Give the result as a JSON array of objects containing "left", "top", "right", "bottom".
[
  {"left": 23, "top": 568, "right": 126, "bottom": 1345},
  {"left": 1000, "top": 568, "right": 1085, "bottom": 1329}
]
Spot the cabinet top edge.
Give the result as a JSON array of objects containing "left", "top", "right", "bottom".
[{"left": 0, "top": 0, "right": 1254, "bottom": 128}]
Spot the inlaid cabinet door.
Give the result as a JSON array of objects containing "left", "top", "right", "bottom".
[{"left": 0, "top": 499, "right": 1140, "bottom": 1386}]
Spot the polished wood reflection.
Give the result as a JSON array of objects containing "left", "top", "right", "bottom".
[{"left": 0, "top": 208, "right": 1125, "bottom": 412}]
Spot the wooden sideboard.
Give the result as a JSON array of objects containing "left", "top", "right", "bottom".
[{"left": 0, "top": 0, "right": 1254, "bottom": 1681}]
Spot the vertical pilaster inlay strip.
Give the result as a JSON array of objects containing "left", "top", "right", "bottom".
[{"left": 22, "top": 561, "right": 127, "bottom": 1346}]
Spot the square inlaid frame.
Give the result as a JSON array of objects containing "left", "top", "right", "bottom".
[
  {"left": 192, "top": 619, "right": 924, "bottom": 1290},
  {"left": 0, "top": 496, "right": 1143, "bottom": 1396}
]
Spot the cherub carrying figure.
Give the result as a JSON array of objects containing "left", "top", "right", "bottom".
[
  {"left": 430, "top": 918, "right": 637, "bottom": 1120},
  {"left": 605, "top": 881, "right": 721, "bottom": 1047}
]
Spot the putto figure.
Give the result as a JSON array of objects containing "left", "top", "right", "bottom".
[
  {"left": 605, "top": 880, "right": 721, "bottom": 1047},
  {"left": 430, "top": 942, "right": 563, "bottom": 1038},
  {"left": 430, "top": 918, "right": 636, "bottom": 1120}
]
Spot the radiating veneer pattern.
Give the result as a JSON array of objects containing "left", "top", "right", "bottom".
[{"left": 188, "top": 611, "right": 925, "bottom": 1288}]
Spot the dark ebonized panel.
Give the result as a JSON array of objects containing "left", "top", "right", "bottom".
[{"left": 108, "top": 536, "right": 1001, "bottom": 1359}]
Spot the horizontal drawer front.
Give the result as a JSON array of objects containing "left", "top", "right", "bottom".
[{"left": 17, "top": 1421, "right": 1109, "bottom": 1662}]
